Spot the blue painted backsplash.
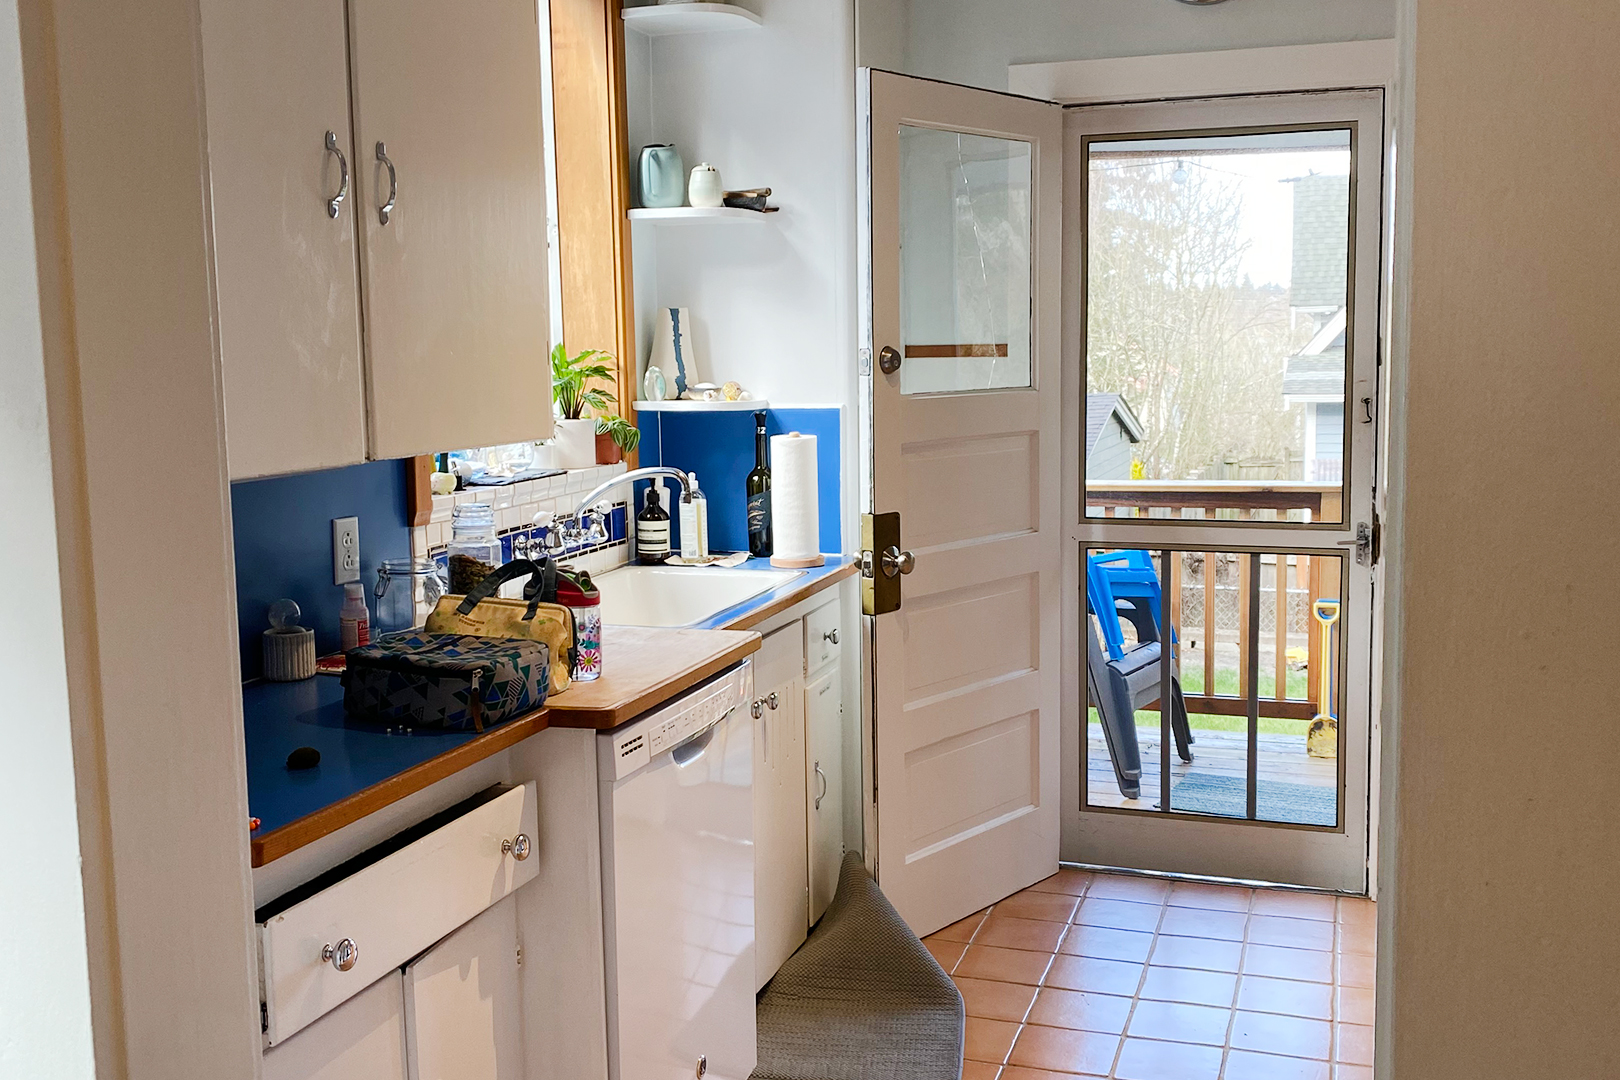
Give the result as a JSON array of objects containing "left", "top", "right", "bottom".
[
  {"left": 231, "top": 459, "right": 412, "bottom": 680},
  {"left": 638, "top": 407, "right": 842, "bottom": 554}
]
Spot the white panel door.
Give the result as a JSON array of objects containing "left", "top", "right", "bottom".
[
  {"left": 348, "top": 0, "right": 552, "bottom": 459},
  {"left": 859, "top": 70, "right": 1064, "bottom": 935},
  {"left": 262, "top": 971, "right": 407, "bottom": 1080},
  {"left": 200, "top": 0, "right": 367, "bottom": 480},
  {"left": 804, "top": 662, "right": 844, "bottom": 924},
  {"left": 404, "top": 895, "right": 525, "bottom": 1080}
]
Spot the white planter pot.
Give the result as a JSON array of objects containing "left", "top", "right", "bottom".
[{"left": 553, "top": 418, "right": 597, "bottom": 469}]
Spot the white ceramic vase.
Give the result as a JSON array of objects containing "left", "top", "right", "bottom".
[
  {"left": 553, "top": 418, "right": 597, "bottom": 470},
  {"left": 688, "top": 162, "right": 723, "bottom": 208}
]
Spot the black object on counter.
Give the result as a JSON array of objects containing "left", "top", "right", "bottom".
[
  {"left": 747, "top": 410, "right": 773, "bottom": 558},
  {"left": 286, "top": 746, "right": 322, "bottom": 771},
  {"left": 636, "top": 486, "right": 672, "bottom": 565}
]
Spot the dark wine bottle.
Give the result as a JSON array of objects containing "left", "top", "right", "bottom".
[
  {"left": 746, "top": 410, "right": 773, "bottom": 558},
  {"left": 636, "top": 485, "right": 671, "bottom": 565}
]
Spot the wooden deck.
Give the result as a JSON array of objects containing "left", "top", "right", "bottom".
[{"left": 1086, "top": 723, "right": 1337, "bottom": 821}]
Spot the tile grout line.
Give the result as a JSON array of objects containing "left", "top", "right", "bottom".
[
  {"left": 1105, "top": 889, "right": 1170, "bottom": 1079},
  {"left": 1217, "top": 886, "right": 1256, "bottom": 1079}
]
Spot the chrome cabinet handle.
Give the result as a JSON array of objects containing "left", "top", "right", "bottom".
[
  {"left": 750, "top": 699, "right": 766, "bottom": 720},
  {"left": 767, "top": 692, "right": 780, "bottom": 711},
  {"left": 814, "top": 762, "right": 828, "bottom": 810},
  {"left": 375, "top": 141, "right": 397, "bottom": 225},
  {"left": 824, "top": 628, "right": 839, "bottom": 645},
  {"left": 502, "top": 833, "right": 532, "bottom": 861},
  {"left": 324, "top": 130, "right": 349, "bottom": 219},
  {"left": 321, "top": 938, "right": 359, "bottom": 972}
]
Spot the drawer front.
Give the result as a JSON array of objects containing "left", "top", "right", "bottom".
[
  {"left": 754, "top": 623, "right": 805, "bottom": 695},
  {"left": 803, "top": 599, "right": 841, "bottom": 676},
  {"left": 261, "top": 782, "right": 538, "bottom": 1045}
]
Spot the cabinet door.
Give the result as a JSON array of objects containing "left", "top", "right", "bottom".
[
  {"left": 404, "top": 895, "right": 525, "bottom": 1080},
  {"left": 805, "top": 664, "right": 844, "bottom": 925},
  {"left": 200, "top": 0, "right": 367, "bottom": 480},
  {"left": 348, "top": 0, "right": 553, "bottom": 459},
  {"left": 752, "top": 629, "right": 808, "bottom": 991},
  {"left": 263, "top": 971, "right": 407, "bottom": 1080}
]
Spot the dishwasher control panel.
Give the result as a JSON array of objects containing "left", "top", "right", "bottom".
[{"left": 606, "top": 661, "right": 753, "bottom": 781}]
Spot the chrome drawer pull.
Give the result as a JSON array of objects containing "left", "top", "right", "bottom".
[
  {"left": 324, "top": 130, "right": 348, "bottom": 219},
  {"left": 375, "top": 141, "right": 397, "bottom": 225},
  {"left": 502, "top": 833, "right": 532, "bottom": 861},
  {"left": 321, "top": 937, "right": 359, "bottom": 972},
  {"left": 824, "top": 628, "right": 839, "bottom": 645}
]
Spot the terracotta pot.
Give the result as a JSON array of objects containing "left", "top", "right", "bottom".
[{"left": 595, "top": 431, "right": 622, "bottom": 465}]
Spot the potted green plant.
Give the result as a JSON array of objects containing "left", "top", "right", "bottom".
[
  {"left": 594, "top": 414, "right": 641, "bottom": 465},
  {"left": 551, "top": 343, "right": 616, "bottom": 469}
]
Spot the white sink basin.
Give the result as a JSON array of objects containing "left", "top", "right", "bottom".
[{"left": 592, "top": 564, "right": 804, "bottom": 628}]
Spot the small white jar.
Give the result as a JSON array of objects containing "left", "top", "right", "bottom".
[{"left": 688, "top": 162, "right": 723, "bottom": 208}]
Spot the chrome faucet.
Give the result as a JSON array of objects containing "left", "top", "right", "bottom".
[{"left": 530, "top": 466, "right": 693, "bottom": 557}]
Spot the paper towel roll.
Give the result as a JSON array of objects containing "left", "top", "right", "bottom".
[{"left": 770, "top": 432, "right": 824, "bottom": 568}]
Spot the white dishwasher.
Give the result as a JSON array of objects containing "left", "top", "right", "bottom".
[{"left": 599, "top": 660, "right": 756, "bottom": 1080}]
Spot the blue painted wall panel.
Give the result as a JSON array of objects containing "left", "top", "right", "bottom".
[
  {"left": 637, "top": 407, "right": 842, "bottom": 554},
  {"left": 231, "top": 459, "right": 412, "bottom": 679}
]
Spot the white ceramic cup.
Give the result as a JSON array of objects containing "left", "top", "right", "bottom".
[{"left": 688, "top": 162, "right": 723, "bottom": 208}]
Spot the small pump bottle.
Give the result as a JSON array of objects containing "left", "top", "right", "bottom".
[
  {"left": 339, "top": 581, "right": 372, "bottom": 651},
  {"left": 680, "top": 472, "right": 710, "bottom": 561}
]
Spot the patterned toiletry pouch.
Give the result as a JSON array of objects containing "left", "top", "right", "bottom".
[{"left": 341, "top": 633, "right": 550, "bottom": 732}]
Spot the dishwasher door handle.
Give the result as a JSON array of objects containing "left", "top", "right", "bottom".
[{"left": 670, "top": 724, "right": 716, "bottom": 767}]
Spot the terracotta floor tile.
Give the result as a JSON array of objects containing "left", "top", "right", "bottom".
[
  {"left": 957, "top": 944, "right": 1054, "bottom": 986},
  {"left": 1167, "top": 881, "right": 1253, "bottom": 912},
  {"left": 1138, "top": 966, "right": 1238, "bottom": 1008},
  {"left": 924, "top": 937, "right": 967, "bottom": 973},
  {"left": 1335, "top": 921, "right": 1376, "bottom": 957},
  {"left": 1223, "top": 1050, "right": 1333, "bottom": 1080},
  {"left": 1250, "top": 890, "right": 1337, "bottom": 921},
  {"left": 1336, "top": 951, "right": 1375, "bottom": 989},
  {"left": 1007, "top": 1025, "right": 1119, "bottom": 1076},
  {"left": 1157, "top": 905, "right": 1248, "bottom": 941},
  {"left": 965, "top": 1017, "right": 1022, "bottom": 1064},
  {"left": 961, "top": 1061, "right": 1001, "bottom": 1080},
  {"left": 1086, "top": 874, "right": 1171, "bottom": 904},
  {"left": 1335, "top": 986, "right": 1375, "bottom": 1026},
  {"left": 1336, "top": 897, "right": 1376, "bottom": 929},
  {"left": 1025, "top": 988, "right": 1133, "bottom": 1035},
  {"left": 1125, "top": 999, "right": 1231, "bottom": 1046},
  {"left": 1242, "top": 943, "right": 1333, "bottom": 984},
  {"left": 1112, "top": 1037, "right": 1222, "bottom": 1080},
  {"left": 1059, "top": 925, "right": 1155, "bottom": 963},
  {"left": 1335, "top": 1023, "right": 1374, "bottom": 1066},
  {"left": 933, "top": 910, "right": 990, "bottom": 943},
  {"left": 1044, "top": 954, "right": 1146, "bottom": 996},
  {"left": 1248, "top": 914, "right": 1336, "bottom": 952},
  {"left": 994, "top": 889, "right": 1083, "bottom": 924},
  {"left": 1028, "top": 869, "right": 1092, "bottom": 896},
  {"left": 956, "top": 977, "right": 1040, "bottom": 1023},
  {"left": 1000, "top": 1068, "right": 1081, "bottom": 1080},
  {"left": 1230, "top": 1010, "right": 1333, "bottom": 1060},
  {"left": 1236, "top": 975, "right": 1334, "bottom": 1020},
  {"left": 1148, "top": 934, "right": 1243, "bottom": 973},
  {"left": 977, "top": 915, "right": 1068, "bottom": 953},
  {"left": 1073, "top": 897, "right": 1163, "bottom": 933},
  {"left": 1334, "top": 1065, "right": 1373, "bottom": 1080}
]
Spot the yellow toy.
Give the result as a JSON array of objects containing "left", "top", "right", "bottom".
[{"left": 1307, "top": 599, "right": 1341, "bottom": 759}]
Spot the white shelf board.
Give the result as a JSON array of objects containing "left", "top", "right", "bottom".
[
  {"left": 628, "top": 206, "right": 775, "bottom": 225},
  {"left": 635, "top": 399, "right": 766, "bottom": 412},
  {"left": 621, "top": 3, "right": 761, "bottom": 36}
]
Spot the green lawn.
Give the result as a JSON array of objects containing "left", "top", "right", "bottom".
[{"left": 1179, "top": 663, "right": 1310, "bottom": 702}]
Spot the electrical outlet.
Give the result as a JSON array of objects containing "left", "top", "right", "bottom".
[{"left": 333, "top": 516, "right": 360, "bottom": 585}]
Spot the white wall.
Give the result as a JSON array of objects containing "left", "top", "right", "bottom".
[
  {"left": 0, "top": 0, "right": 98, "bottom": 1074},
  {"left": 861, "top": 0, "right": 1396, "bottom": 92}
]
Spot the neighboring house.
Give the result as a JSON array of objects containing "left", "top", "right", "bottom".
[
  {"left": 1281, "top": 173, "right": 1349, "bottom": 483},
  {"left": 1086, "top": 393, "right": 1145, "bottom": 480}
]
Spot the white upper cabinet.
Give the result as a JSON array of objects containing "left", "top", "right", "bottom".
[
  {"left": 201, "top": 0, "right": 368, "bottom": 481},
  {"left": 348, "top": 0, "right": 554, "bottom": 460}
]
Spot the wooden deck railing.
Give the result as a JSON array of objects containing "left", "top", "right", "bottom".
[{"left": 1085, "top": 482, "right": 1344, "bottom": 722}]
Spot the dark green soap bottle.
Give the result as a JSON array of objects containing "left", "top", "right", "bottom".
[{"left": 746, "top": 410, "right": 772, "bottom": 558}]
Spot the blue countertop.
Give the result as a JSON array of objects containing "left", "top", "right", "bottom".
[{"left": 244, "top": 554, "right": 856, "bottom": 865}]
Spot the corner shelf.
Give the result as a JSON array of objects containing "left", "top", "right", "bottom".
[
  {"left": 628, "top": 206, "right": 775, "bottom": 225},
  {"left": 635, "top": 399, "right": 766, "bottom": 412},
  {"left": 621, "top": 3, "right": 762, "bottom": 36}
]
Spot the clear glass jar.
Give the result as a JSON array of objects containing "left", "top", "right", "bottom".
[
  {"left": 374, "top": 558, "right": 446, "bottom": 635},
  {"left": 447, "top": 503, "right": 501, "bottom": 594}
]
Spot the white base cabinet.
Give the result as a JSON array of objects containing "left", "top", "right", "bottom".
[
  {"left": 262, "top": 972, "right": 407, "bottom": 1080},
  {"left": 404, "top": 895, "right": 525, "bottom": 1080},
  {"left": 805, "top": 664, "right": 844, "bottom": 925}
]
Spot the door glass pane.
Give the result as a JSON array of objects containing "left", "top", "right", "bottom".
[
  {"left": 1084, "top": 129, "right": 1352, "bottom": 523},
  {"left": 1084, "top": 546, "right": 1343, "bottom": 828},
  {"left": 898, "top": 125, "right": 1032, "bottom": 394}
]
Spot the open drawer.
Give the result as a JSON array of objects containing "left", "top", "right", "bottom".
[{"left": 257, "top": 782, "right": 538, "bottom": 1045}]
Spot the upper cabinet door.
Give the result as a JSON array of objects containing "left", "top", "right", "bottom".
[
  {"left": 348, "top": 0, "right": 553, "bottom": 460},
  {"left": 201, "top": 0, "right": 367, "bottom": 480}
]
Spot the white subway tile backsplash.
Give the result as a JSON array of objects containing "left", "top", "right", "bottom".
[
  {"left": 411, "top": 527, "right": 428, "bottom": 558},
  {"left": 492, "top": 487, "right": 514, "bottom": 510},
  {"left": 430, "top": 494, "right": 453, "bottom": 523}
]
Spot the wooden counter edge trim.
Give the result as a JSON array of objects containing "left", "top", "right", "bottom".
[
  {"left": 250, "top": 709, "right": 550, "bottom": 867},
  {"left": 726, "top": 562, "right": 859, "bottom": 631},
  {"left": 546, "top": 634, "right": 762, "bottom": 729}
]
